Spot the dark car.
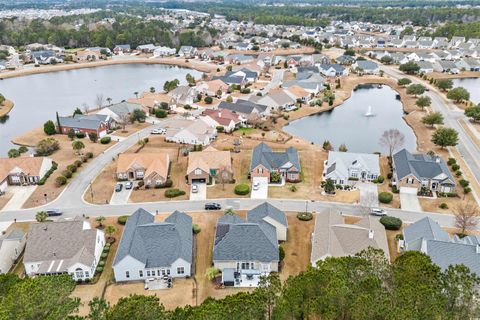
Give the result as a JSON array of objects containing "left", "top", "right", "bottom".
[
  {"left": 46, "top": 209, "right": 63, "bottom": 216},
  {"left": 115, "top": 183, "right": 123, "bottom": 192},
  {"left": 205, "top": 203, "right": 221, "bottom": 210}
]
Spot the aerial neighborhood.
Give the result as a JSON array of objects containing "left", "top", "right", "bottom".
[{"left": 0, "top": 0, "right": 480, "bottom": 318}]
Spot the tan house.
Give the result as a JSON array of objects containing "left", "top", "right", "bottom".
[
  {"left": 0, "top": 157, "right": 53, "bottom": 193},
  {"left": 196, "top": 79, "right": 228, "bottom": 97},
  {"left": 128, "top": 92, "right": 174, "bottom": 112},
  {"left": 116, "top": 153, "right": 170, "bottom": 187},
  {"left": 249, "top": 143, "right": 301, "bottom": 183},
  {"left": 187, "top": 147, "right": 233, "bottom": 184}
]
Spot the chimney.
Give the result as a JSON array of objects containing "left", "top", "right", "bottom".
[{"left": 368, "top": 229, "right": 374, "bottom": 239}]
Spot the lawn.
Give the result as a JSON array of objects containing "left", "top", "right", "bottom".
[
  {"left": 207, "top": 151, "right": 251, "bottom": 199},
  {"left": 85, "top": 161, "right": 116, "bottom": 205}
]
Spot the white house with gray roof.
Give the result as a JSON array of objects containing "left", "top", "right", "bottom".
[
  {"left": 96, "top": 101, "right": 146, "bottom": 124},
  {"left": 113, "top": 209, "right": 193, "bottom": 282},
  {"left": 0, "top": 229, "right": 26, "bottom": 274},
  {"left": 352, "top": 60, "right": 379, "bottom": 74},
  {"left": 401, "top": 217, "right": 480, "bottom": 276},
  {"left": 392, "top": 149, "right": 456, "bottom": 193},
  {"left": 213, "top": 213, "right": 279, "bottom": 287},
  {"left": 24, "top": 218, "right": 104, "bottom": 280},
  {"left": 323, "top": 151, "right": 380, "bottom": 186}
]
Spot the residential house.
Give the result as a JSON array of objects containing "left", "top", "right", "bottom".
[
  {"left": 96, "top": 101, "right": 146, "bottom": 124},
  {"left": 436, "top": 60, "right": 460, "bottom": 74},
  {"left": 0, "top": 157, "right": 53, "bottom": 193},
  {"left": 165, "top": 118, "right": 217, "bottom": 146},
  {"left": 392, "top": 149, "right": 456, "bottom": 193},
  {"left": 196, "top": 79, "right": 228, "bottom": 97},
  {"left": 310, "top": 210, "right": 389, "bottom": 265},
  {"left": 336, "top": 55, "right": 356, "bottom": 65},
  {"left": 24, "top": 218, "right": 105, "bottom": 280},
  {"left": 76, "top": 50, "right": 100, "bottom": 62},
  {"left": 116, "top": 153, "right": 170, "bottom": 187},
  {"left": 323, "top": 151, "right": 380, "bottom": 186},
  {"left": 202, "top": 109, "right": 244, "bottom": 133},
  {"left": 284, "top": 85, "right": 311, "bottom": 103},
  {"left": 178, "top": 46, "right": 197, "bottom": 58},
  {"left": 417, "top": 61, "right": 434, "bottom": 74},
  {"left": 213, "top": 214, "right": 279, "bottom": 287},
  {"left": 352, "top": 60, "right": 379, "bottom": 74},
  {"left": 186, "top": 146, "right": 233, "bottom": 184},
  {"left": 153, "top": 46, "right": 176, "bottom": 57},
  {"left": 113, "top": 44, "right": 131, "bottom": 55},
  {"left": 319, "top": 63, "right": 348, "bottom": 77},
  {"left": 400, "top": 217, "right": 480, "bottom": 276},
  {"left": 247, "top": 202, "right": 288, "bottom": 241},
  {"left": 136, "top": 44, "right": 156, "bottom": 53},
  {"left": 456, "top": 58, "right": 480, "bottom": 72},
  {"left": 250, "top": 142, "right": 301, "bottom": 183},
  {"left": 128, "top": 92, "right": 174, "bottom": 112},
  {"left": 251, "top": 89, "right": 296, "bottom": 111},
  {"left": 0, "top": 229, "right": 26, "bottom": 274},
  {"left": 113, "top": 209, "right": 193, "bottom": 282},
  {"left": 58, "top": 114, "right": 109, "bottom": 137},
  {"left": 31, "top": 50, "right": 62, "bottom": 65},
  {"left": 224, "top": 54, "right": 255, "bottom": 65},
  {"left": 218, "top": 99, "right": 269, "bottom": 118},
  {"left": 225, "top": 68, "right": 258, "bottom": 83},
  {"left": 168, "top": 86, "right": 198, "bottom": 106}
]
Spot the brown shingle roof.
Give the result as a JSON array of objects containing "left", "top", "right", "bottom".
[
  {"left": 117, "top": 153, "right": 169, "bottom": 179},
  {"left": 187, "top": 147, "right": 232, "bottom": 175},
  {"left": 0, "top": 157, "right": 46, "bottom": 182}
]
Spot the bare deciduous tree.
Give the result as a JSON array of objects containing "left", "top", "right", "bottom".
[
  {"left": 95, "top": 94, "right": 104, "bottom": 109},
  {"left": 118, "top": 113, "right": 130, "bottom": 131},
  {"left": 217, "top": 169, "right": 232, "bottom": 191},
  {"left": 82, "top": 103, "right": 90, "bottom": 114},
  {"left": 455, "top": 202, "right": 479, "bottom": 235},
  {"left": 379, "top": 129, "right": 405, "bottom": 159}
]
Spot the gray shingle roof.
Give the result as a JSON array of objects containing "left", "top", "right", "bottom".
[
  {"left": 247, "top": 202, "right": 287, "bottom": 227},
  {"left": 107, "top": 101, "right": 143, "bottom": 117},
  {"left": 113, "top": 208, "right": 193, "bottom": 268},
  {"left": 58, "top": 115, "right": 103, "bottom": 130},
  {"left": 218, "top": 99, "right": 267, "bottom": 115},
  {"left": 403, "top": 217, "right": 451, "bottom": 251},
  {"left": 250, "top": 142, "right": 301, "bottom": 172},
  {"left": 425, "top": 240, "right": 480, "bottom": 275},
  {"left": 355, "top": 60, "right": 378, "bottom": 70},
  {"left": 393, "top": 149, "right": 455, "bottom": 184},
  {"left": 213, "top": 217, "right": 279, "bottom": 262}
]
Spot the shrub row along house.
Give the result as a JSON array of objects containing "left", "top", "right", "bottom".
[
  {"left": 0, "top": 156, "right": 53, "bottom": 193},
  {"left": 116, "top": 153, "right": 170, "bottom": 188}
]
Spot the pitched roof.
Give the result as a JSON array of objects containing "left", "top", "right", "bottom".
[
  {"left": 250, "top": 142, "right": 301, "bottom": 172},
  {"left": 247, "top": 202, "right": 287, "bottom": 227},
  {"left": 325, "top": 151, "right": 380, "bottom": 178},
  {"left": 213, "top": 216, "right": 278, "bottom": 262},
  {"left": 128, "top": 92, "right": 172, "bottom": 109},
  {"left": 58, "top": 115, "right": 104, "bottom": 130},
  {"left": 310, "top": 210, "right": 389, "bottom": 264},
  {"left": 114, "top": 209, "right": 193, "bottom": 268},
  {"left": 403, "top": 217, "right": 451, "bottom": 250},
  {"left": 393, "top": 149, "right": 455, "bottom": 184},
  {"left": 203, "top": 109, "right": 241, "bottom": 126},
  {"left": 107, "top": 101, "right": 144, "bottom": 116},
  {"left": 24, "top": 219, "right": 100, "bottom": 273},
  {"left": 0, "top": 157, "right": 49, "bottom": 182},
  {"left": 355, "top": 60, "right": 379, "bottom": 70},
  {"left": 187, "top": 147, "right": 232, "bottom": 175},
  {"left": 116, "top": 153, "right": 169, "bottom": 179},
  {"left": 218, "top": 99, "right": 267, "bottom": 115}
]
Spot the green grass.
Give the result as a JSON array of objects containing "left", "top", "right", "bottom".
[{"left": 237, "top": 127, "right": 254, "bottom": 134}]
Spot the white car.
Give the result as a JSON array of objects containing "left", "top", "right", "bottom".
[
  {"left": 370, "top": 208, "right": 387, "bottom": 216},
  {"left": 151, "top": 128, "right": 166, "bottom": 135},
  {"left": 253, "top": 181, "right": 260, "bottom": 191},
  {"left": 191, "top": 184, "right": 198, "bottom": 193}
]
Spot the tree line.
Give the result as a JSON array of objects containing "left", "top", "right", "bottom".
[{"left": 1, "top": 249, "right": 479, "bottom": 319}]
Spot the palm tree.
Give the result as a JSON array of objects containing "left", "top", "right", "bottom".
[
  {"left": 96, "top": 216, "right": 105, "bottom": 228},
  {"left": 105, "top": 225, "right": 116, "bottom": 241},
  {"left": 36, "top": 211, "right": 48, "bottom": 222},
  {"left": 106, "top": 97, "right": 112, "bottom": 105},
  {"left": 134, "top": 91, "right": 139, "bottom": 99},
  {"left": 150, "top": 87, "right": 155, "bottom": 93}
]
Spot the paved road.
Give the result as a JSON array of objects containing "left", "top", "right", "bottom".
[{"left": 380, "top": 65, "right": 480, "bottom": 202}]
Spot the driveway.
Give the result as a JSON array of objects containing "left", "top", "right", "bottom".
[
  {"left": 190, "top": 182, "right": 207, "bottom": 200},
  {"left": 1, "top": 186, "right": 37, "bottom": 211},
  {"left": 400, "top": 187, "right": 422, "bottom": 212},
  {"left": 110, "top": 183, "right": 133, "bottom": 205},
  {"left": 251, "top": 177, "right": 269, "bottom": 199},
  {"left": 357, "top": 183, "right": 379, "bottom": 207}
]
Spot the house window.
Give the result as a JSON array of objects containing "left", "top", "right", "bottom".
[
  {"left": 339, "top": 180, "right": 344, "bottom": 185},
  {"left": 85, "top": 271, "right": 90, "bottom": 278},
  {"left": 157, "top": 270, "right": 161, "bottom": 276},
  {"left": 351, "top": 172, "right": 358, "bottom": 178},
  {"left": 177, "top": 267, "right": 185, "bottom": 275},
  {"left": 126, "top": 271, "right": 130, "bottom": 278},
  {"left": 147, "top": 270, "right": 151, "bottom": 277},
  {"left": 75, "top": 269, "right": 84, "bottom": 279},
  {"left": 258, "top": 168, "right": 263, "bottom": 174},
  {"left": 139, "top": 270, "right": 143, "bottom": 277},
  {"left": 195, "top": 169, "right": 202, "bottom": 175}
]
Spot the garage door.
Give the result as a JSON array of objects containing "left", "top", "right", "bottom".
[{"left": 192, "top": 178, "right": 206, "bottom": 183}]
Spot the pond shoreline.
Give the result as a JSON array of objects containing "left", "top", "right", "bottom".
[{"left": 0, "top": 99, "right": 14, "bottom": 117}]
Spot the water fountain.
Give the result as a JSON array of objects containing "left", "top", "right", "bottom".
[{"left": 364, "top": 105, "right": 375, "bottom": 117}]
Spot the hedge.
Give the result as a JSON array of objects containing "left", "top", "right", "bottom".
[
  {"left": 279, "top": 246, "right": 285, "bottom": 262},
  {"left": 165, "top": 188, "right": 186, "bottom": 198},
  {"left": 37, "top": 161, "right": 58, "bottom": 185},
  {"left": 100, "top": 136, "right": 111, "bottom": 144},
  {"left": 101, "top": 252, "right": 108, "bottom": 259},
  {"left": 378, "top": 192, "right": 393, "bottom": 204},
  {"left": 75, "top": 132, "right": 86, "bottom": 139},
  {"left": 297, "top": 212, "right": 313, "bottom": 221},
  {"left": 117, "top": 216, "right": 129, "bottom": 225},
  {"left": 380, "top": 216, "right": 402, "bottom": 230},
  {"left": 234, "top": 184, "right": 250, "bottom": 195}
]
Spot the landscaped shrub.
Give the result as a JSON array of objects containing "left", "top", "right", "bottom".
[
  {"left": 165, "top": 188, "right": 186, "bottom": 198},
  {"left": 447, "top": 158, "right": 456, "bottom": 166},
  {"left": 74, "top": 160, "right": 82, "bottom": 168},
  {"left": 117, "top": 216, "right": 129, "bottom": 225},
  {"left": 100, "top": 136, "right": 111, "bottom": 144},
  {"left": 459, "top": 179, "right": 470, "bottom": 188},
  {"left": 37, "top": 162, "right": 58, "bottom": 185},
  {"left": 137, "top": 181, "right": 144, "bottom": 188},
  {"left": 395, "top": 234, "right": 404, "bottom": 241},
  {"left": 279, "top": 245, "right": 285, "bottom": 262},
  {"left": 452, "top": 164, "right": 460, "bottom": 171},
  {"left": 439, "top": 203, "right": 449, "bottom": 209},
  {"left": 86, "top": 152, "right": 94, "bottom": 158},
  {"left": 67, "top": 164, "right": 77, "bottom": 173},
  {"left": 75, "top": 132, "right": 86, "bottom": 139},
  {"left": 62, "top": 170, "right": 73, "bottom": 179},
  {"left": 155, "top": 109, "right": 167, "bottom": 118},
  {"left": 55, "top": 176, "right": 67, "bottom": 187},
  {"left": 98, "top": 260, "right": 105, "bottom": 267},
  {"left": 380, "top": 216, "right": 402, "bottom": 230},
  {"left": 387, "top": 173, "right": 393, "bottom": 179},
  {"left": 234, "top": 184, "right": 250, "bottom": 195},
  {"left": 101, "top": 252, "right": 108, "bottom": 259},
  {"left": 103, "top": 247, "right": 110, "bottom": 253},
  {"left": 376, "top": 175, "right": 385, "bottom": 183},
  {"left": 392, "top": 185, "right": 399, "bottom": 193},
  {"left": 456, "top": 171, "right": 462, "bottom": 177},
  {"left": 96, "top": 266, "right": 104, "bottom": 273},
  {"left": 204, "top": 96, "right": 213, "bottom": 104},
  {"left": 297, "top": 212, "right": 313, "bottom": 221},
  {"left": 378, "top": 192, "right": 393, "bottom": 204},
  {"left": 192, "top": 224, "right": 201, "bottom": 234}
]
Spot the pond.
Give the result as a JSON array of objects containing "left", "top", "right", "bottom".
[
  {"left": 283, "top": 84, "right": 417, "bottom": 154},
  {"left": 452, "top": 78, "right": 480, "bottom": 104},
  {"left": 0, "top": 64, "right": 201, "bottom": 155}
]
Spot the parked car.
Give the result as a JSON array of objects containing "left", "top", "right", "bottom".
[
  {"left": 205, "top": 203, "right": 221, "bottom": 210},
  {"left": 115, "top": 183, "right": 123, "bottom": 192},
  {"left": 125, "top": 181, "right": 133, "bottom": 190},
  {"left": 192, "top": 184, "right": 198, "bottom": 193},
  {"left": 151, "top": 128, "right": 166, "bottom": 135},
  {"left": 370, "top": 208, "right": 387, "bottom": 216},
  {"left": 253, "top": 181, "right": 260, "bottom": 191},
  {"left": 46, "top": 209, "right": 63, "bottom": 216}
]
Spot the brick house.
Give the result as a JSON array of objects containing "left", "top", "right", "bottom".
[
  {"left": 116, "top": 153, "right": 170, "bottom": 188},
  {"left": 57, "top": 114, "right": 110, "bottom": 137}
]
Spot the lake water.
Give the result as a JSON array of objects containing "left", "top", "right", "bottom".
[
  {"left": 452, "top": 78, "right": 480, "bottom": 104},
  {"left": 0, "top": 64, "right": 200, "bottom": 155},
  {"left": 283, "top": 84, "right": 417, "bottom": 154}
]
